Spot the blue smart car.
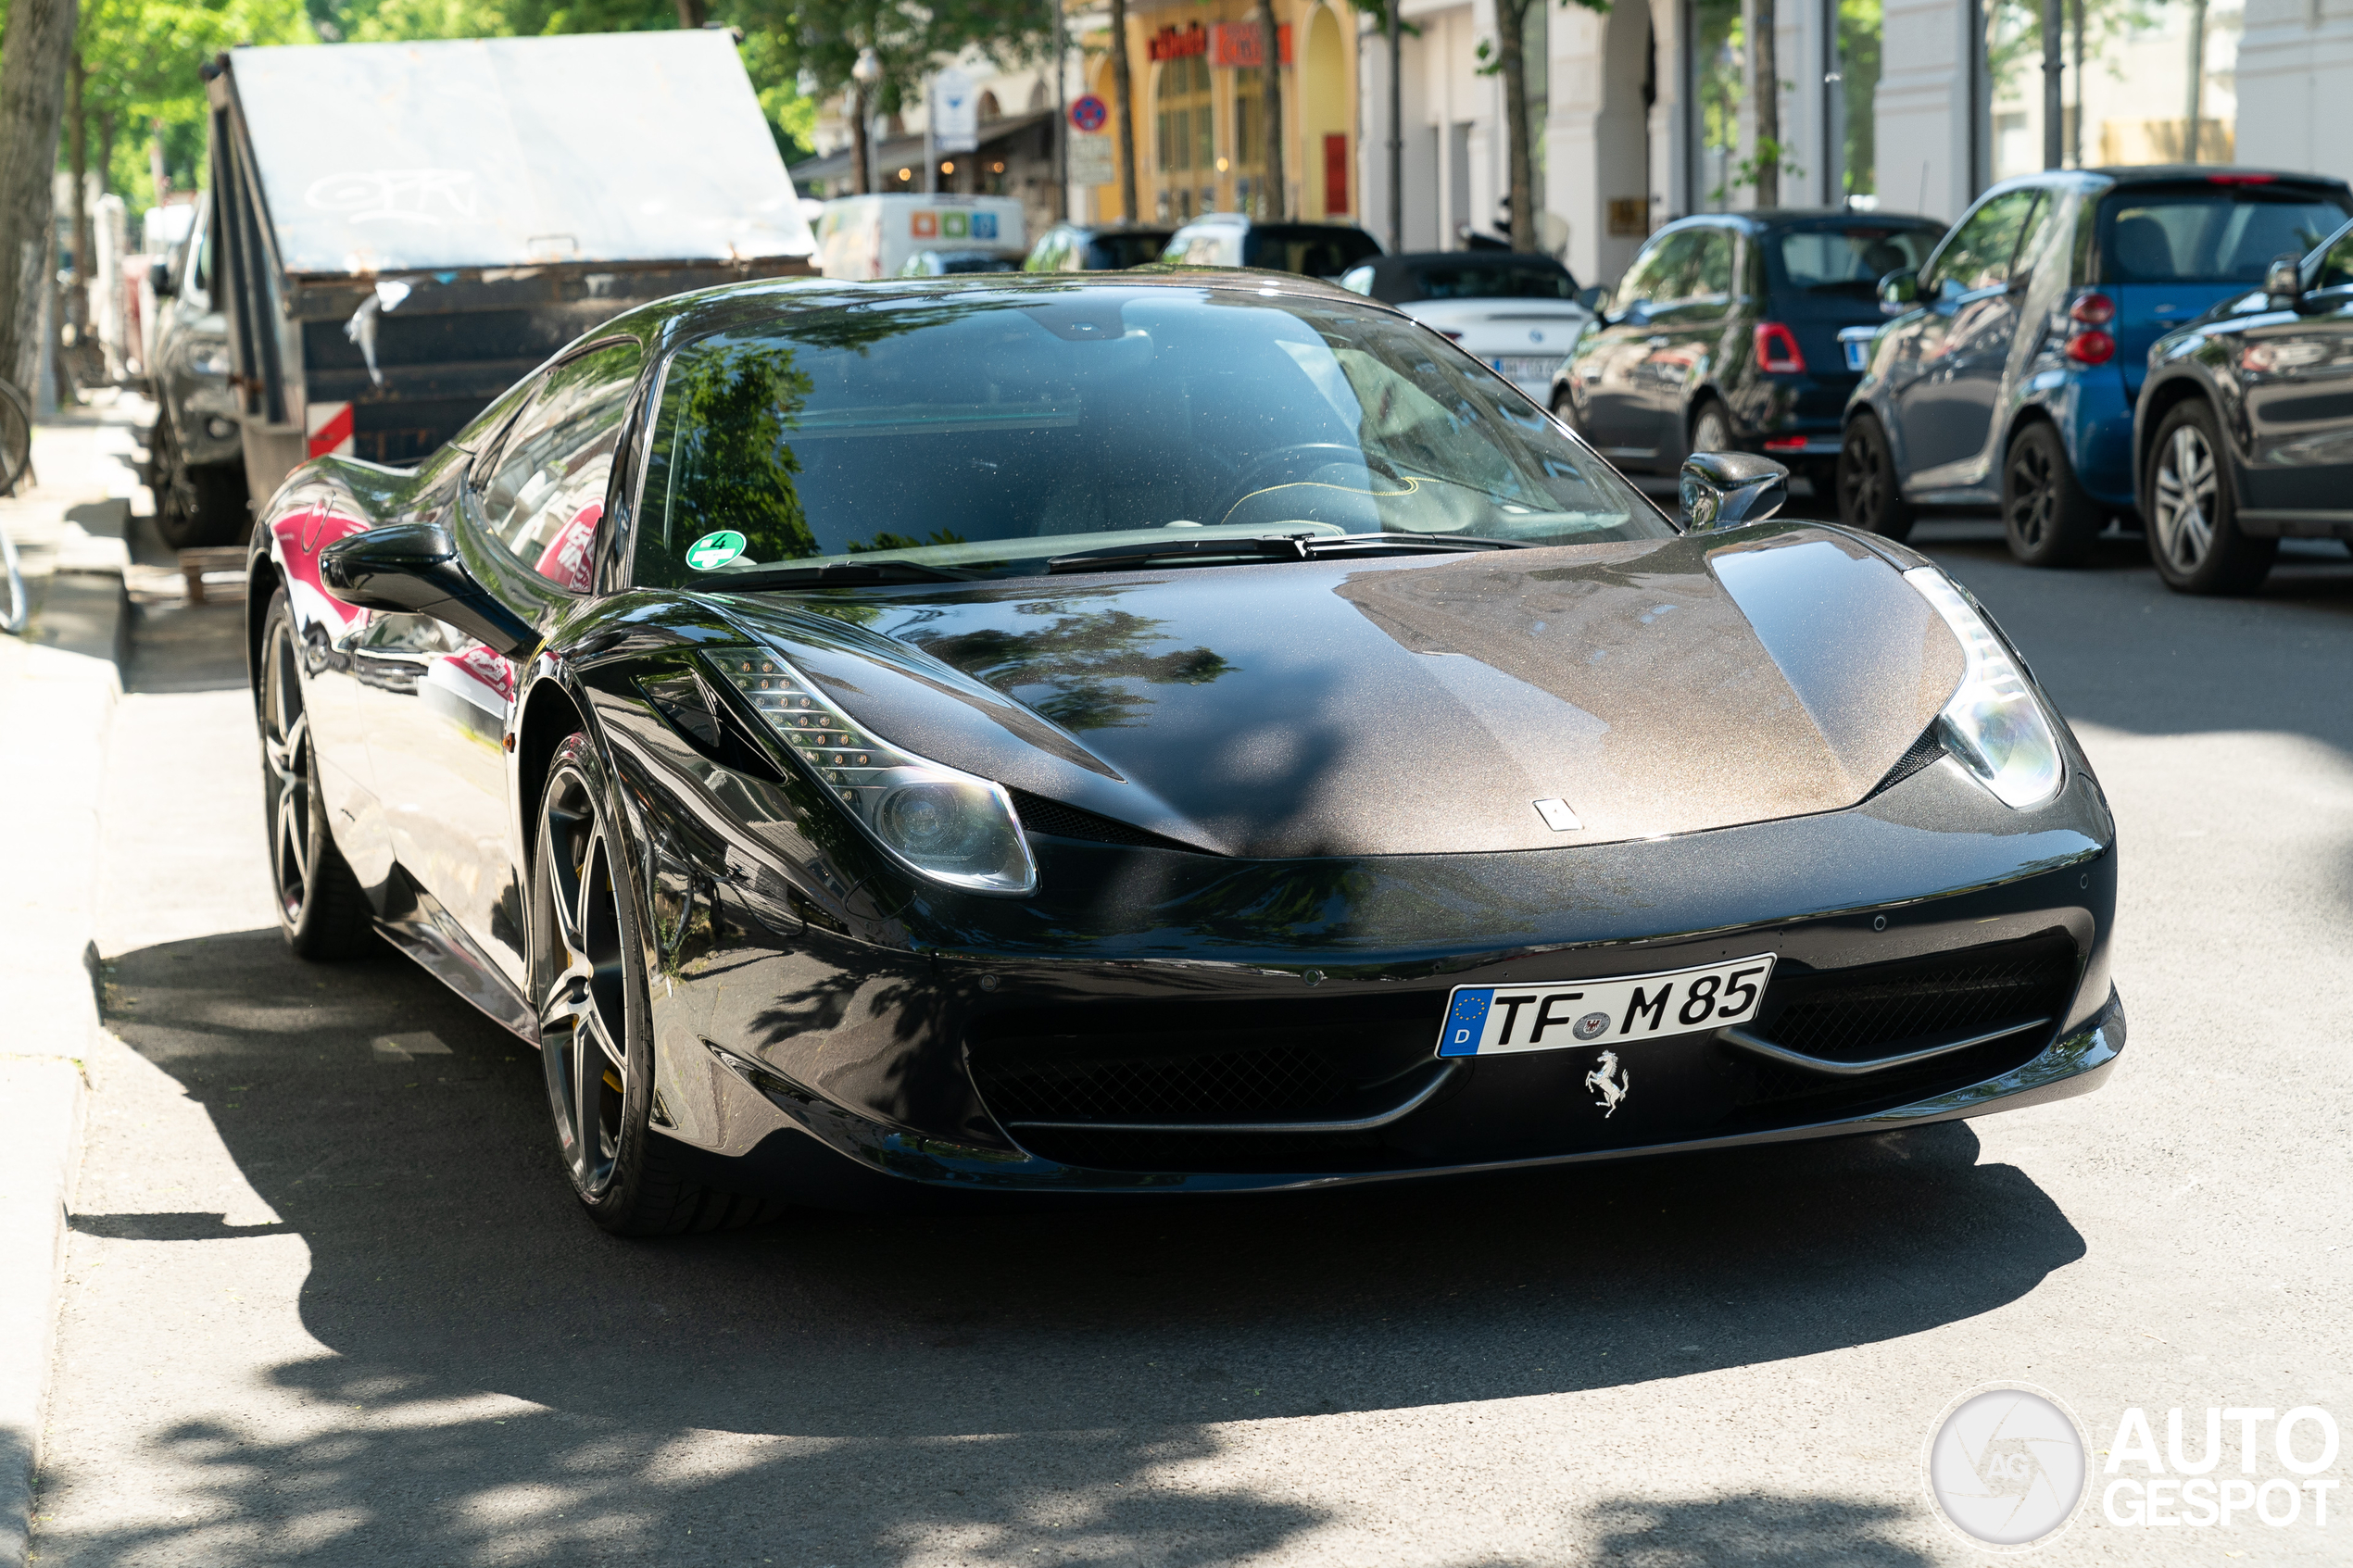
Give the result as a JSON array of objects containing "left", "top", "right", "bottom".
[{"left": 1837, "top": 167, "right": 2352, "bottom": 565}]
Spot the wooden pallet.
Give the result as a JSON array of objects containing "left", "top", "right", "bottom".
[{"left": 177, "top": 546, "right": 249, "bottom": 606}]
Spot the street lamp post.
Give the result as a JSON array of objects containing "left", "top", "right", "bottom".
[{"left": 852, "top": 47, "right": 883, "bottom": 195}]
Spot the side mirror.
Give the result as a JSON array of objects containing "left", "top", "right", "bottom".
[
  {"left": 1679, "top": 451, "right": 1788, "bottom": 532},
  {"left": 1878, "top": 269, "right": 1919, "bottom": 316},
  {"left": 1576, "top": 283, "right": 1607, "bottom": 312},
  {"left": 320, "top": 520, "right": 537, "bottom": 657},
  {"left": 149, "top": 260, "right": 175, "bottom": 298},
  {"left": 2266, "top": 252, "right": 2305, "bottom": 307}
]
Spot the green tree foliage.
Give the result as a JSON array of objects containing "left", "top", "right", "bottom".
[
  {"left": 646, "top": 336, "right": 821, "bottom": 570},
  {"left": 75, "top": 0, "right": 311, "bottom": 203}
]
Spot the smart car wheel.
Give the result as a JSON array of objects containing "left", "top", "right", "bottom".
[
  {"left": 2146, "top": 401, "right": 2276, "bottom": 596},
  {"left": 258, "top": 591, "right": 375, "bottom": 959},
  {"left": 531, "top": 733, "right": 778, "bottom": 1236},
  {"left": 2001, "top": 422, "right": 2101, "bottom": 569},
  {"left": 1689, "top": 400, "right": 1732, "bottom": 458},
  {"left": 1836, "top": 416, "right": 1915, "bottom": 541}
]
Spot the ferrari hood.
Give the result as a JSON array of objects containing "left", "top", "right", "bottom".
[{"left": 718, "top": 525, "right": 1967, "bottom": 859}]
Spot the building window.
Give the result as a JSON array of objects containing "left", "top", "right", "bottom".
[
  {"left": 1690, "top": 0, "right": 1743, "bottom": 211},
  {"left": 1834, "top": 0, "right": 1881, "bottom": 204},
  {"left": 1983, "top": 0, "right": 2242, "bottom": 182}
]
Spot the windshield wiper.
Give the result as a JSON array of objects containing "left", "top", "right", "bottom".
[
  {"left": 1046, "top": 532, "right": 1531, "bottom": 575},
  {"left": 696, "top": 559, "right": 977, "bottom": 589}
]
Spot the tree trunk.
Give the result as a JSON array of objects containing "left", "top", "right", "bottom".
[
  {"left": 673, "top": 0, "right": 708, "bottom": 26},
  {"left": 0, "top": 0, "right": 78, "bottom": 399},
  {"left": 1255, "top": 0, "right": 1285, "bottom": 218},
  {"left": 69, "top": 56, "right": 90, "bottom": 333},
  {"left": 1753, "top": 0, "right": 1779, "bottom": 206},
  {"left": 1498, "top": 0, "right": 1534, "bottom": 250},
  {"left": 1110, "top": 0, "right": 1138, "bottom": 220},
  {"left": 98, "top": 111, "right": 116, "bottom": 197}
]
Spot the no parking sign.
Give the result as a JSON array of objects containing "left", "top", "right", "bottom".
[{"left": 1069, "top": 94, "right": 1108, "bottom": 133}]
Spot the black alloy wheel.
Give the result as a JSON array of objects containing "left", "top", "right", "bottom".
[
  {"left": 2145, "top": 400, "right": 2276, "bottom": 596},
  {"left": 2000, "top": 422, "right": 2102, "bottom": 568},
  {"left": 258, "top": 591, "right": 373, "bottom": 958},
  {"left": 1689, "top": 400, "right": 1733, "bottom": 458},
  {"left": 1837, "top": 416, "right": 1916, "bottom": 541},
  {"left": 530, "top": 732, "right": 776, "bottom": 1236}
]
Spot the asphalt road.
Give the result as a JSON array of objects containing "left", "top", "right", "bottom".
[{"left": 29, "top": 513, "right": 2353, "bottom": 1565}]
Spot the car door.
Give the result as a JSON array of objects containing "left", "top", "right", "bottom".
[
  {"left": 1889, "top": 188, "right": 2043, "bottom": 479},
  {"left": 1638, "top": 223, "right": 1738, "bottom": 456},
  {"left": 1570, "top": 230, "right": 1694, "bottom": 459},
  {"left": 2233, "top": 222, "right": 2353, "bottom": 516},
  {"left": 361, "top": 337, "right": 643, "bottom": 983}
]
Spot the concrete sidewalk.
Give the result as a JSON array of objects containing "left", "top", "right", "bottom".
[{"left": 0, "top": 400, "right": 145, "bottom": 1568}]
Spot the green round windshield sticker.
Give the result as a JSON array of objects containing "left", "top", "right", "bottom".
[{"left": 685, "top": 530, "right": 747, "bottom": 571}]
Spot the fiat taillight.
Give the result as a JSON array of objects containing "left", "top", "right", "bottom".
[{"left": 1754, "top": 321, "right": 1806, "bottom": 373}]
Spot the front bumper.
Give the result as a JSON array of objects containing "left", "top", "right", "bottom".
[{"left": 686, "top": 986, "right": 2123, "bottom": 1204}]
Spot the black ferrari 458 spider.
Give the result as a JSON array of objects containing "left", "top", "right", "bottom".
[{"left": 246, "top": 272, "right": 2122, "bottom": 1234}]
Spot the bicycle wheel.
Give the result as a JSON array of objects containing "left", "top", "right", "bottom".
[{"left": 0, "top": 374, "right": 31, "bottom": 496}]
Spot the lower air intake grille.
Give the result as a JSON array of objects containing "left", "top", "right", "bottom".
[
  {"left": 968, "top": 992, "right": 1450, "bottom": 1131},
  {"left": 1754, "top": 931, "right": 2080, "bottom": 1064}
]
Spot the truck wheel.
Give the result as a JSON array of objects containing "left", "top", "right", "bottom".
[
  {"left": 258, "top": 591, "right": 376, "bottom": 960},
  {"left": 531, "top": 732, "right": 782, "bottom": 1237},
  {"left": 2001, "top": 422, "right": 2101, "bottom": 568},
  {"left": 2145, "top": 401, "right": 2276, "bottom": 596},
  {"left": 1837, "top": 416, "right": 1915, "bottom": 541}
]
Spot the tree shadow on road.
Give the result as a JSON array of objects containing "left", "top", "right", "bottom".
[
  {"left": 42, "top": 924, "right": 2086, "bottom": 1562},
  {"left": 1577, "top": 1492, "right": 1934, "bottom": 1565}
]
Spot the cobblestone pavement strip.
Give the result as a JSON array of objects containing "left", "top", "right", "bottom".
[{"left": 22, "top": 512, "right": 2353, "bottom": 1565}]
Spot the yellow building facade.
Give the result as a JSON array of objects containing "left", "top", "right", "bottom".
[{"left": 1078, "top": 0, "right": 1361, "bottom": 227}]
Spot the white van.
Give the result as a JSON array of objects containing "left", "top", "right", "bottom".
[{"left": 815, "top": 194, "right": 1028, "bottom": 281}]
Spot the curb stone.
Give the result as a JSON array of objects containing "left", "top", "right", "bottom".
[{"left": 0, "top": 415, "right": 134, "bottom": 1568}]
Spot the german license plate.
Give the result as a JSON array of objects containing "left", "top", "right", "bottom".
[
  {"left": 1840, "top": 333, "right": 1874, "bottom": 370},
  {"left": 1435, "top": 955, "right": 1777, "bottom": 1058},
  {"left": 1493, "top": 355, "right": 1565, "bottom": 380}
]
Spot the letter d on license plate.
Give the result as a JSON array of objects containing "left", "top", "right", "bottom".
[{"left": 1435, "top": 955, "right": 1776, "bottom": 1058}]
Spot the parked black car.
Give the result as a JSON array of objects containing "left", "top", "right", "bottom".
[
  {"left": 1555, "top": 209, "right": 1944, "bottom": 492},
  {"left": 246, "top": 271, "right": 2120, "bottom": 1232},
  {"left": 145, "top": 196, "right": 250, "bottom": 546},
  {"left": 1840, "top": 167, "right": 2353, "bottom": 566},
  {"left": 2133, "top": 217, "right": 2353, "bottom": 593},
  {"left": 1024, "top": 223, "right": 1177, "bottom": 271}
]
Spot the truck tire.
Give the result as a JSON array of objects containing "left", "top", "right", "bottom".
[{"left": 2001, "top": 422, "right": 2101, "bottom": 568}]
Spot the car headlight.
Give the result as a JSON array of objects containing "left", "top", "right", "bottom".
[
  {"left": 711, "top": 650, "right": 1038, "bottom": 896},
  {"left": 1905, "top": 567, "right": 2063, "bottom": 810}
]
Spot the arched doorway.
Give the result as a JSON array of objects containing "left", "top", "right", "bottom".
[{"left": 1301, "top": 6, "right": 1351, "bottom": 219}]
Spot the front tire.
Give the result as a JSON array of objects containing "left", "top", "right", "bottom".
[
  {"left": 1689, "top": 399, "right": 1733, "bottom": 458},
  {"left": 2146, "top": 400, "right": 2276, "bottom": 595},
  {"left": 531, "top": 733, "right": 778, "bottom": 1236},
  {"left": 1837, "top": 415, "right": 1916, "bottom": 541},
  {"left": 2001, "top": 421, "right": 2102, "bottom": 568},
  {"left": 258, "top": 591, "right": 375, "bottom": 959}
]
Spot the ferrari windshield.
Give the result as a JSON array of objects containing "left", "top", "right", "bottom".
[{"left": 633, "top": 283, "right": 1667, "bottom": 586}]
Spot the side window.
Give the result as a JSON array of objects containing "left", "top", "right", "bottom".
[
  {"left": 472, "top": 339, "right": 642, "bottom": 594},
  {"left": 1923, "top": 190, "right": 2039, "bottom": 295},
  {"left": 1616, "top": 232, "right": 1692, "bottom": 310},
  {"left": 2010, "top": 194, "right": 2057, "bottom": 281},
  {"left": 1686, "top": 229, "right": 1735, "bottom": 301},
  {"left": 2315, "top": 224, "right": 2353, "bottom": 292}
]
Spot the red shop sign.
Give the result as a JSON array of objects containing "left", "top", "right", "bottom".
[
  {"left": 1148, "top": 23, "right": 1208, "bottom": 60},
  {"left": 1209, "top": 21, "right": 1292, "bottom": 68}
]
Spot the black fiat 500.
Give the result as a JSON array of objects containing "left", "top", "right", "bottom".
[
  {"left": 248, "top": 273, "right": 2120, "bottom": 1234},
  {"left": 1553, "top": 210, "right": 1944, "bottom": 493}
]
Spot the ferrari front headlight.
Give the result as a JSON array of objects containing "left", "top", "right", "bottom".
[
  {"left": 711, "top": 650, "right": 1037, "bottom": 896},
  {"left": 1905, "top": 567, "right": 2063, "bottom": 810}
]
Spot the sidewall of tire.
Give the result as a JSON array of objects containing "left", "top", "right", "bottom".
[
  {"left": 535, "top": 733, "right": 668, "bottom": 1234},
  {"left": 260, "top": 591, "right": 371, "bottom": 959},
  {"left": 2002, "top": 422, "right": 2100, "bottom": 568},
  {"left": 1838, "top": 416, "right": 1916, "bottom": 541},
  {"left": 2145, "top": 401, "right": 2277, "bottom": 596}
]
